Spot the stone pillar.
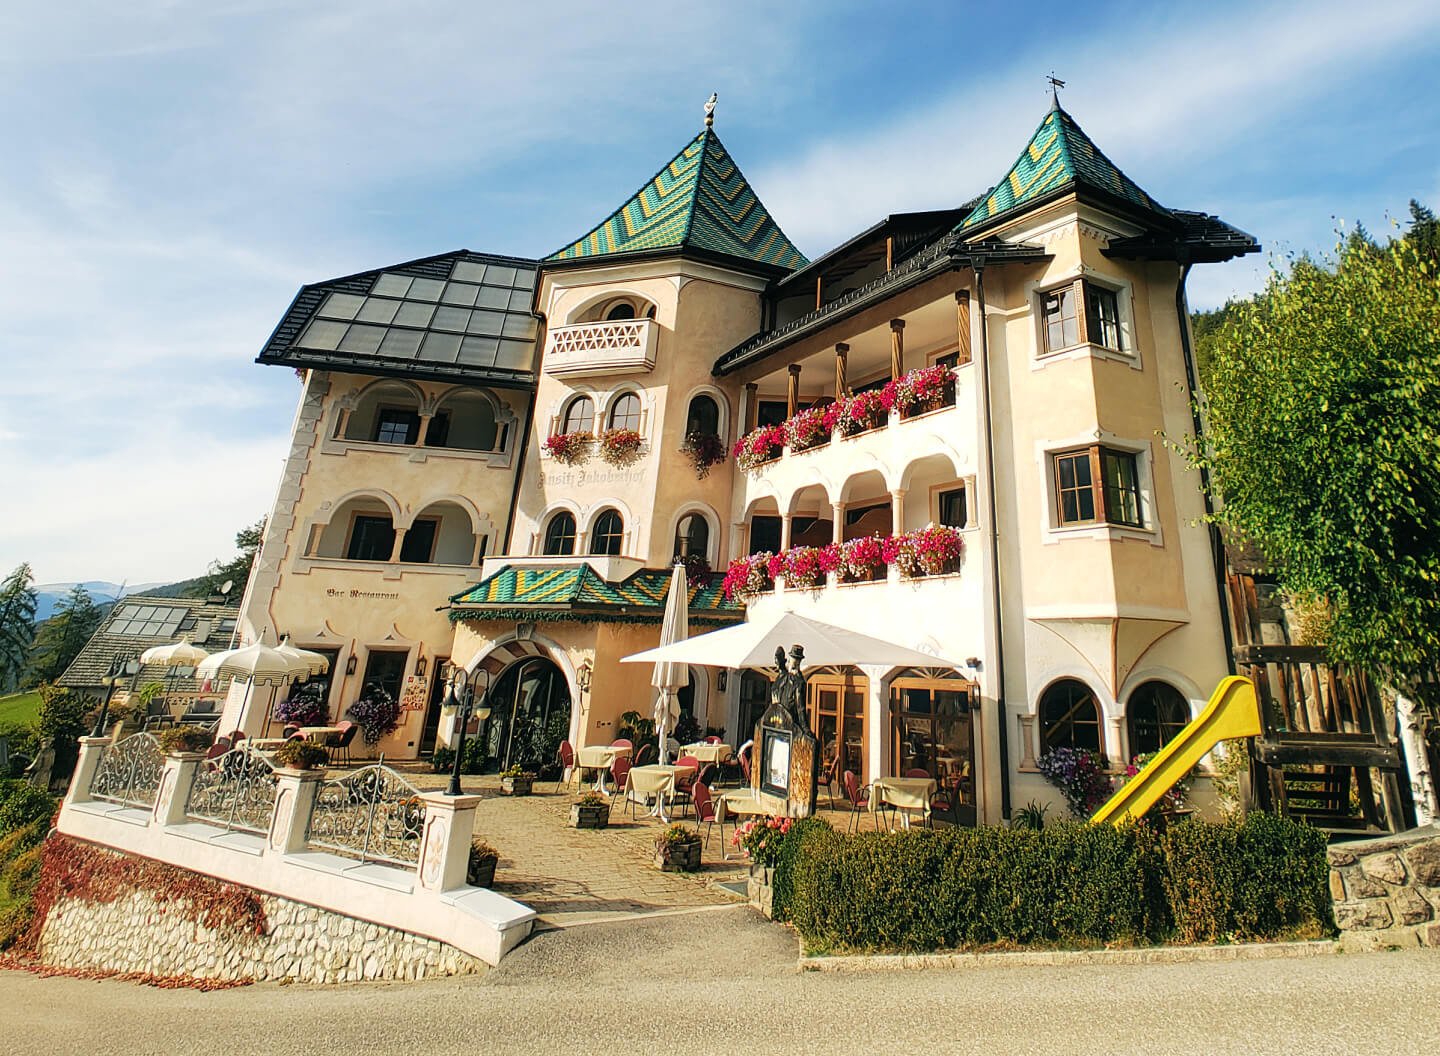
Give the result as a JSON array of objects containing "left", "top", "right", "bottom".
[
  {"left": 268, "top": 768, "right": 324, "bottom": 856},
  {"left": 780, "top": 514, "right": 793, "bottom": 552},
  {"left": 65, "top": 736, "right": 112, "bottom": 807},
  {"left": 787, "top": 364, "right": 802, "bottom": 419},
  {"left": 862, "top": 667, "right": 888, "bottom": 784},
  {"left": 157, "top": 753, "right": 204, "bottom": 827},
  {"left": 831, "top": 503, "right": 845, "bottom": 545},
  {"left": 955, "top": 291, "right": 972, "bottom": 366},
  {"left": 416, "top": 413, "right": 434, "bottom": 446},
  {"left": 731, "top": 521, "right": 749, "bottom": 561},
  {"left": 416, "top": 792, "right": 483, "bottom": 893},
  {"left": 471, "top": 534, "right": 487, "bottom": 566},
  {"left": 834, "top": 343, "right": 849, "bottom": 400},
  {"left": 1107, "top": 716, "right": 1126, "bottom": 770},
  {"left": 889, "top": 319, "right": 905, "bottom": 380},
  {"left": 389, "top": 527, "right": 408, "bottom": 563},
  {"left": 890, "top": 490, "right": 906, "bottom": 535},
  {"left": 1019, "top": 714, "right": 1037, "bottom": 769}
]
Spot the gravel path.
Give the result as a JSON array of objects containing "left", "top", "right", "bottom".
[{"left": 6, "top": 909, "right": 1440, "bottom": 1055}]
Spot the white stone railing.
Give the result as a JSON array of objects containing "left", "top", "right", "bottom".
[
  {"left": 58, "top": 737, "right": 534, "bottom": 966},
  {"left": 544, "top": 318, "right": 658, "bottom": 378}
]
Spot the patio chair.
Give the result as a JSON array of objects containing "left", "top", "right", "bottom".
[
  {"left": 737, "top": 745, "right": 753, "bottom": 787},
  {"left": 327, "top": 722, "right": 358, "bottom": 765},
  {"left": 204, "top": 738, "right": 231, "bottom": 762},
  {"left": 704, "top": 735, "right": 723, "bottom": 744},
  {"left": 228, "top": 730, "right": 247, "bottom": 746},
  {"left": 693, "top": 782, "right": 722, "bottom": 848},
  {"left": 672, "top": 754, "right": 701, "bottom": 817},
  {"left": 842, "top": 770, "right": 888, "bottom": 834},
  {"left": 282, "top": 723, "right": 300, "bottom": 739},
  {"left": 554, "top": 739, "right": 576, "bottom": 794},
  {"left": 634, "top": 742, "right": 657, "bottom": 766},
  {"left": 822, "top": 754, "right": 844, "bottom": 808},
  {"left": 903, "top": 768, "right": 930, "bottom": 779},
  {"left": 609, "top": 738, "right": 633, "bottom": 752},
  {"left": 609, "top": 757, "right": 632, "bottom": 812}
]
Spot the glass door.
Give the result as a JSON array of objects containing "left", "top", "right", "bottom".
[
  {"left": 808, "top": 672, "right": 868, "bottom": 783},
  {"left": 890, "top": 678, "right": 977, "bottom": 826},
  {"left": 419, "top": 657, "right": 449, "bottom": 756}
]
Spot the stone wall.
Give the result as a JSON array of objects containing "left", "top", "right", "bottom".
[
  {"left": 41, "top": 888, "right": 484, "bottom": 984},
  {"left": 1328, "top": 824, "right": 1440, "bottom": 950}
]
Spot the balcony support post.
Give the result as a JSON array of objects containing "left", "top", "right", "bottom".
[
  {"left": 890, "top": 490, "right": 906, "bottom": 536},
  {"left": 890, "top": 319, "right": 906, "bottom": 380},
  {"left": 742, "top": 383, "right": 758, "bottom": 434},
  {"left": 831, "top": 504, "right": 845, "bottom": 545},
  {"left": 416, "top": 412, "right": 434, "bottom": 446},
  {"left": 834, "top": 343, "right": 849, "bottom": 401},
  {"left": 955, "top": 291, "right": 972, "bottom": 367},
  {"left": 780, "top": 515, "right": 793, "bottom": 552},
  {"left": 389, "top": 527, "right": 408, "bottom": 563},
  {"left": 787, "top": 365, "right": 802, "bottom": 419}
]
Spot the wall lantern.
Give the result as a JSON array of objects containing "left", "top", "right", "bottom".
[
  {"left": 415, "top": 656, "right": 428, "bottom": 678},
  {"left": 345, "top": 655, "right": 358, "bottom": 676},
  {"left": 576, "top": 659, "right": 593, "bottom": 694}
]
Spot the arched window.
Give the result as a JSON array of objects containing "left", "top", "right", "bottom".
[
  {"left": 673, "top": 513, "right": 710, "bottom": 563},
  {"left": 1038, "top": 678, "right": 1103, "bottom": 756},
  {"left": 590, "top": 509, "right": 624, "bottom": 556},
  {"left": 542, "top": 512, "right": 577, "bottom": 556},
  {"left": 1127, "top": 681, "right": 1190, "bottom": 757},
  {"left": 605, "top": 301, "right": 636, "bottom": 321},
  {"left": 685, "top": 394, "right": 720, "bottom": 437},
  {"left": 561, "top": 396, "right": 594, "bottom": 435},
  {"left": 608, "top": 392, "right": 641, "bottom": 432}
]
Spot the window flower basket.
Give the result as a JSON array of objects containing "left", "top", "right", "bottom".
[
  {"left": 732, "top": 425, "right": 786, "bottom": 472},
  {"left": 570, "top": 791, "right": 609, "bottom": 829},
  {"left": 346, "top": 684, "right": 400, "bottom": 747},
  {"left": 911, "top": 524, "right": 964, "bottom": 576},
  {"left": 598, "top": 427, "right": 643, "bottom": 467},
  {"left": 722, "top": 553, "right": 774, "bottom": 600},
  {"left": 784, "top": 405, "right": 839, "bottom": 452},
  {"left": 274, "top": 683, "right": 329, "bottom": 728},
  {"left": 883, "top": 364, "right": 956, "bottom": 418},
  {"left": 1037, "top": 748, "right": 1113, "bottom": 817},
  {"left": 1124, "top": 753, "right": 1192, "bottom": 814},
  {"left": 500, "top": 764, "right": 536, "bottom": 796},
  {"left": 681, "top": 431, "right": 726, "bottom": 478},
  {"left": 839, "top": 390, "right": 888, "bottom": 435},
  {"left": 273, "top": 740, "right": 329, "bottom": 771},
  {"left": 839, "top": 535, "right": 886, "bottom": 582},
  {"left": 881, "top": 532, "right": 922, "bottom": 578},
  {"left": 467, "top": 840, "right": 499, "bottom": 887},
  {"left": 544, "top": 431, "right": 593, "bottom": 466},
  {"left": 654, "top": 823, "right": 702, "bottom": 871}
]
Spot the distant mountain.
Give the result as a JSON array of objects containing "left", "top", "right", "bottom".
[{"left": 33, "top": 581, "right": 168, "bottom": 622}]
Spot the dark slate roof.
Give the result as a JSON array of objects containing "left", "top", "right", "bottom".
[
  {"left": 1104, "top": 210, "right": 1260, "bottom": 265},
  {"left": 959, "top": 101, "right": 1170, "bottom": 233},
  {"left": 546, "top": 128, "right": 807, "bottom": 274},
  {"left": 257, "top": 250, "right": 542, "bottom": 388},
  {"left": 58, "top": 597, "right": 240, "bottom": 693},
  {"left": 449, "top": 564, "right": 741, "bottom": 624}
]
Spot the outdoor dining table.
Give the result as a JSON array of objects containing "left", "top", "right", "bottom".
[
  {"left": 298, "top": 725, "right": 343, "bottom": 745},
  {"left": 627, "top": 763, "right": 696, "bottom": 822},
  {"left": 680, "top": 742, "right": 733, "bottom": 764},
  {"left": 247, "top": 737, "right": 290, "bottom": 750},
  {"left": 869, "top": 775, "right": 937, "bottom": 829},
  {"left": 714, "top": 788, "right": 778, "bottom": 823},
  {"left": 574, "top": 744, "right": 632, "bottom": 794}
]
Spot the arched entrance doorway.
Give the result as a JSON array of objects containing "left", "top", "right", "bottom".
[{"left": 476, "top": 656, "right": 572, "bottom": 775}]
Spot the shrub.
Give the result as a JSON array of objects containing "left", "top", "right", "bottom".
[
  {"left": 274, "top": 684, "right": 329, "bottom": 728},
  {"left": 768, "top": 816, "right": 832, "bottom": 921},
  {"left": 157, "top": 725, "right": 213, "bottom": 754},
  {"left": 346, "top": 684, "right": 400, "bottom": 746},
  {"left": 0, "top": 780, "right": 55, "bottom": 837},
  {"left": 272, "top": 740, "right": 328, "bottom": 770},
  {"left": 0, "top": 722, "right": 39, "bottom": 776}
]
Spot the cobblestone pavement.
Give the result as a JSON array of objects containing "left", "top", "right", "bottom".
[{"left": 397, "top": 768, "right": 749, "bottom": 926}]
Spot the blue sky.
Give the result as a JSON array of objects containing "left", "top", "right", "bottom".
[{"left": 2, "top": 0, "right": 1437, "bottom": 586}]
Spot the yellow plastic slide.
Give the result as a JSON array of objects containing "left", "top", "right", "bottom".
[{"left": 1090, "top": 676, "right": 1262, "bottom": 826}]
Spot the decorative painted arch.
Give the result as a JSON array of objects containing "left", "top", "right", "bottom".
[
  {"left": 431, "top": 383, "right": 512, "bottom": 421},
  {"left": 838, "top": 456, "right": 896, "bottom": 504},
  {"left": 784, "top": 472, "right": 837, "bottom": 517},
  {"left": 1116, "top": 667, "right": 1206, "bottom": 720},
  {"left": 681, "top": 384, "right": 732, "bottom": 441},
  {"left": 338, "top": 376, "right": 428, "bottom": 414},
  {"left": 666, "top": 502, "right": 722, "bottom": 565},
  {"left": 1028, "top": 671, "right": 1115, "bottom": 720},
  {"left": 596, "top": 382, "right": 652, "bottom": 421},
  {"left": 462, "top": 629, "right": 583, "bottom": 746},
  {"left": 897, "top": 445, "right": 967, "bottom": 492},
  {"left": 314, "top": 488, "right": 404, "bottom": 526},
  {"left": 404, "top": 493, "right": 492, "bottom": 535}
]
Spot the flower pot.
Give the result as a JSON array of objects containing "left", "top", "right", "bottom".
[
  {"left": 467, "top": 855, "right": 497, "bottom": 888},
  {"left": 655, "top": 840, "right": 702, "bottom": 872},
  {"left": 570, "top": 802, "right": 609, "bottom": 829},
  {"left": 500, "top": 775, "right": 534, "bottom": 796}
]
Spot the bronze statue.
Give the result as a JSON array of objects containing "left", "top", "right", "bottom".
[{"left": 771, "top": 644, "right": 809, "bottom": 728}]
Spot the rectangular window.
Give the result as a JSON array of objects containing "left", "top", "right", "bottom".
[
  {"left": 755, "top": 401, "right": 788, "bottom": 428},
  {"left": 399, "top": 518, "right": 438, "bottom": 563},
  {"left": 937, "top": 487, "right": 969, "bottom": 529},
  {"left": 934, "top": 351, "right": 959, "bottom": 370},
  {"left": 1086, "top": 284, "right": 1122, "bottom": 350},
  {"left": 1052, "top": 446, "right": 1143, "bottom": 528},
  {"left": 1040, "top": 285, "right": 1080, "bottom": 352},
  {"left": 374, "top": 408, "right": 419, "bottom": 445},
  {"left": 347, "top": 515, "right": 395, "bottom": 561},
  {"left": 1041, "top": 280, "right": 1125, "bottom": 354}
]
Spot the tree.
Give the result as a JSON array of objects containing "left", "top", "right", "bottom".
[
  {"left": 0, "top": 563, "right": 37, "bottom": 693},
  {"left": 1407, "top": 199, "right": 1440, "bottom": 263},
  {"left": 1189, "top": 232, "right": 1440, "bottom": 678},
  {"left": 26, "top": 585, "right": 104, "bottom": 687},
  {"left": 196, "top": 519, "right": 264, "bottom": 599}
]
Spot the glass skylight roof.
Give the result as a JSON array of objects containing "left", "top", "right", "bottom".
[
  {"left": 295, "top": 257, "right": 539, "bottom": 373},
  {"left": 110, "top": 604, "right": 189, "bottom": 638}
]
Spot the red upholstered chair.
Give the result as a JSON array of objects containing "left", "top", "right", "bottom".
[
  {"left": 737, "top": 745, "right": 753, "bottom": 787},
  {"left": 843, "top": 770, "right": 887, "bottom": 834},
  {"left": 328, "top": 722, "right": 358, "bottom": 765},
  {"left": 634, "top": 743, "right": 657, "bottom": 766},
  {"left": 227, "top": 729, "right": 246, "bottom": 746},
  {"left": 693, "top": 782, "right": 722, "bottom": 848},
  {"left": 610, "top": 738, "right": 633, "bottom": 752},
  {"left": 610, "top": 757, "right": 632, "bottom": 813},
  {"left": 904, "top": 768, "right": 930, "bottom": 779},
  {"left": 204, "top": 738, "right": 231, "bottom": 762},
  {"left": 673, "top": 755, "right": 701, "bottom": 816},
  {"left": 704, "top": 735, "right": 722, "bottom": 744},
  {"left": 555, "top": 739, "right": 576, "bottom": 793}
]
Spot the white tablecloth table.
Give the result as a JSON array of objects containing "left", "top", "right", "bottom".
[
  {"left": 870, "top": 775, "right": 937, "bottom": 829},
  {"left": 680, "top": 742, "right": 733, "bottom": 764},
  {"left": 627, "top": 763, "right": 696, "bottom": 821},
  {"left": 575, "top": 744, "right": 632, "bottom": 794}
]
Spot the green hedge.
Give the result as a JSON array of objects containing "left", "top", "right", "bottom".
[{"left": 776, "top": 813, "right": 1330, "bottom": 954}]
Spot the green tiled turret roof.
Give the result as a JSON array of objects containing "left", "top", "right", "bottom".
[
  {"left": 547, "top": 128, "right": 808, "bottom": 273},
  {"left": 959, "top": 101, "right": 1169, "bottom": 231},
  {"left": 449, "top": 564, "right": 740, "bottom": 624}
]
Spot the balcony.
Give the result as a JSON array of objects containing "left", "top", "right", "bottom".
[{"left": 544, "top": 319, "right": 658, "bottom": 378}]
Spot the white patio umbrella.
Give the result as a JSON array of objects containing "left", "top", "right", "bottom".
[
  {"left": 197, "top": 641, "right": 313, "bottom": 736},
  {"left": 621, "top": 610, "right": 963, "bottom": 672},
  {"left": 275, "top": 637, "right": 331, "bottom": 678},
  {"left": 138, "top": 639, "right": 211, "bottom": 667},
  {"left": 651, "top": 563, "right": 689, "bottom": 766}
]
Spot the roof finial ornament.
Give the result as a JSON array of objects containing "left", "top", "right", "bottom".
[
  {"left": 1047, "top": 72, "right": 1066, "bottom": 110},
  {"left": 704, "top": 92, "right": 718, "bottom": 128}
]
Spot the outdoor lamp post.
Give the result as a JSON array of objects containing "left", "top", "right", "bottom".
[
  {"left": 442, "top": 666, "right": 491, "bottom": 797},
  {"left": 91, "top": 654, "right": 139, "bottom": 738}
]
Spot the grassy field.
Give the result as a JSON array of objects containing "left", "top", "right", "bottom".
[{"left": 0, "top": 692, "right": 42, "bottom": 728}]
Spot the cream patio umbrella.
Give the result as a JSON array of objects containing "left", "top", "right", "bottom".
[
  {"left": 275, "top": 637, "right": 331, "bottom": 678},
  {"left": 137, "top": 638, "right": 214, "bottom": 726},
  {"left": 650, "top": 562, "right": 690, "bottom": 766},
  {"left": 197, "top": 641, "right": 313, "bottom": 736}
]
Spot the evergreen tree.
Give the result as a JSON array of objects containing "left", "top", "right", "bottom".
[
  {"left": 0, "top": 563, "right": 38, "bottom": 692},
  {"left": 26, "top": 585, "right": 104, "bottom": 686},
  {"left": 1407, "top": 199, "right": 1440, "bottom": 262}
]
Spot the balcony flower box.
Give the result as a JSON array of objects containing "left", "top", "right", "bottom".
[
  {"left": 837, "top": 535, "right": 886, "bottom": 583},
  {"left": 770, "top": 546, "right": 832, "bottom": 592},
  {"left": 722, "top": 553, "right": 775, "bottom": 600},
  {"left": 838, "top": 390, "right": 888, "bottom": 436},
  {"left": 882, "top": 364, "right": 956, "bottom": 419},
  {"left": 785, "top": 404, "right": 840, "bottom": 452},
  {"left": 598, "top": 427, "right": 643, "bottom": 467},
  {"left": 733, "top": 425, "right": 786, "bottom": 473},
  {"left": 544, "top": 431, "right": 593, "bottom": 466}
]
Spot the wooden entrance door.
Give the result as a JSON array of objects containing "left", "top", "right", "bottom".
[{"left": 808, "top": 672, "right": 868, "bottom": 784}]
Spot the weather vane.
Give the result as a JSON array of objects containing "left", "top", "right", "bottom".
[
  {"left": 704, "top": 92, "right": 717, "bottom": 128},
  {"left": 1047, "top": 72, "right": 1066, "bottom": 106}
]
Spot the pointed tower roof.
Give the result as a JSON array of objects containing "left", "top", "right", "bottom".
[
  {"left": 547, "top": 127, "right": 808, "bottom": 273},
  {"left": 959, "top": 101, "right": 1170, "bottom": 232}
]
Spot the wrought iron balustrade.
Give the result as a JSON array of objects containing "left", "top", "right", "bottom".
[
  {"left": 185, "top": 745, "right": 279, "bottom": 835},
  {"left": 89, "top": 732, "right": 165, "bottom": 810},
  {"left": 306, "top": 763, "right": 426, "bottom": 869}
]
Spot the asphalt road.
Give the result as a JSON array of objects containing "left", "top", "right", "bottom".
[{"left": 5, "top": 906, "right": 1440, "bottom": 1056}]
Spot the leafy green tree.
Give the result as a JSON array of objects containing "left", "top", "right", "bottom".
[
  {"left": 196, "top": 519, "right": 263, "bottom": 599},
  {"left": 0, "top": 564, "right": 37, "bottom": 693},
  {"left": 1189, "top": 233, "right": 1440, "bottom": 677},
  {"left": 25, "top": 585, "right": 104, "bottom": 687}
]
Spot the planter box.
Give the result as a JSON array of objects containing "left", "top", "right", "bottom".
[
  {"left": 467, "top": 855, "right": 497, "bottom": 888},
  {"left": 500, "top": 775, "right": 534, "bottom": 796},
  {"left": 655, "top": 840, "right": 702, "bottom": 872},
  {"left": 570, "top": 803, "right": 609, "bottom": 829}
]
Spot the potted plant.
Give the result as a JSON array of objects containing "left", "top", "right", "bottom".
[
  {"left": 912, "top": 523, "right": 964, "bottom": 576},
  {"left": 1037, "top": 747, "right": 1114, "bottom": 817},
  {"left": 838, "top": 389, "right": 887, "bottom": 435},
  {"left": 570, "top": 791, "right": 609, "bottom": 829},
  {"left": 598, "top": 427, "right": 643, "bottom": 466},
  {"left": 721, "top": 552, "right": 774, "bottom": 601},
  {"left": 882, "top": 531, "right": 922, "bottom": 579},
  {"left": 681, "top": 431, "right": 726, "bottom": 478},
  {"left": 500, "top": 764, "right": 536, "bottom": 796},
  {"left": 732, "top": 424, "right": 786, "bottom": 472},
  {"left": 346, "top": 682, "right": 401, "bottom": 753},
  {"left": 157, "top": 724, "right": 214, "bottom": 755},
  {"left": 273, "top": 739, "right": 329, "bottom": 771},
  {"left": 784, "top": 405, "right": 839, "bottom": 452},
  {"left": 654, "top": 823, "right": 702, "bottom": 871},
  {"left": 467, "top": 839, "right": 499, "bottom": 887},
  {"left": 543, "top": 430, "right": 593, "bottom": 465},
  {"left": 275, "top": 682, "right": 330, "bottom": 728},
  {"left": 839, "top": 535, "right": 886, "bottom": 583}
]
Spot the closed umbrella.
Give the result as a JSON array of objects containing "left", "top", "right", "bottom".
[{"left": 651, "top": 563, "right": 690, "bottom": 766}]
